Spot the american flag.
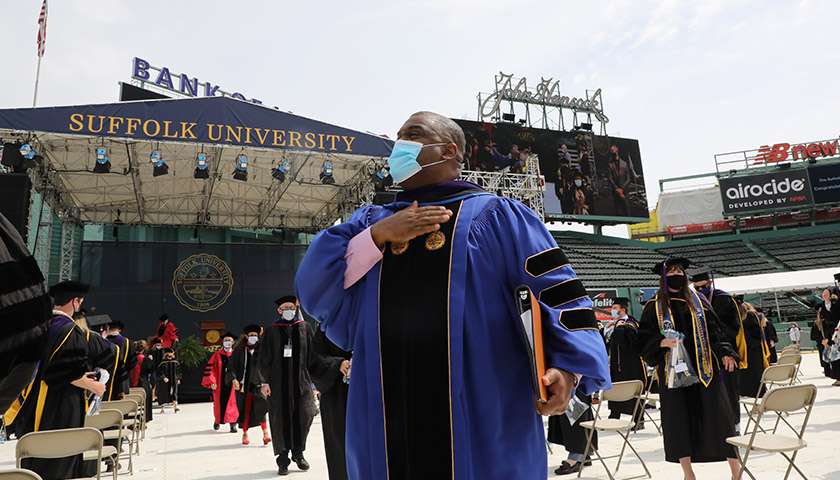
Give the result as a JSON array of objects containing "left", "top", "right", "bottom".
[{"left": 37, "top": 0, "right": 48, "bottom": 57}]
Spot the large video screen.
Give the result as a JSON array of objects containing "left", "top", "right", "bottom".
[{"left": 453, "top": 120, "right": 649, "bottom": 222}]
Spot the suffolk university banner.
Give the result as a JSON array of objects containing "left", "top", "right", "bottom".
[{"left": 0, "top": 96, "right": 393, "bottom": 157}]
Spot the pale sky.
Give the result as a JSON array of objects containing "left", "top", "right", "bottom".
[{"left": 3, "top": 1, "right": 839, "bottom": 237}]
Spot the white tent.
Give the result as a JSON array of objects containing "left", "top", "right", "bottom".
[{"left": 714, "top": 266, "right": 840, "bottom": 295}]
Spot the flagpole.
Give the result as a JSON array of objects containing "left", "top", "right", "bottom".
[{"left": 33, "top": 55, "right": 42, "bottom": 107}]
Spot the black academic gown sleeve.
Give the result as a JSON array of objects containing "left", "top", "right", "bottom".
[
  {"left": 638, "top": 300, "right": 668, "bottom": 368},
  {"left": 309, "top": 328, "right": 351, "bottom": 480}
]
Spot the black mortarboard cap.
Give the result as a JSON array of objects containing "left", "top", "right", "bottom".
[
  {"left": 86, "top": 314, "right": 113, "bottom": 329},
  {"left": 242, "top": 324, "right": 262, "bottom": 335},
  {"left": 650, "top": 257, "right": 690, "bottom": 275},
  {"left": 834, "top": 272, "right": 840, "bottom": 282},
  {"left": 688, "top": 266, "right": 713, "bottom": 283},
  {"left": 611, "top": 297, "right": 631, "bottom": 308},
  {"left": 48, "top": 280, "right": 90, "bottom": 298},
  {"left": 109, "top": 320, "right": 124, "bottom": 330},
  {"left": 222, "top": 331, "right": 236, "bottom": 340},
  {"left": 274, "top": 295, "right": 297, "bottom": 306},
  {"left": 159, "top": 314, "right": 169, "bottom": 321}
]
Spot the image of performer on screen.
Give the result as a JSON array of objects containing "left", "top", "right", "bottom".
[{"left": 607, "top": 145, "right": 631, "bottom": 217}]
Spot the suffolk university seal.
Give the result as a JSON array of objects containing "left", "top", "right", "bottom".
[{"left": 172, "top": 254, "right": 234, "bottom": 312}]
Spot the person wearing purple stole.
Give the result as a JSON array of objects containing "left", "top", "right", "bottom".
[
  {"left": 12, "top": 281, "right": 108, "bottom": 479},
  {"left": 638, "top": 258, "right": 741, "bottom": 480}
]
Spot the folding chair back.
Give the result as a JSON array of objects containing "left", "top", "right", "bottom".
[
  {"left": 15, "top": 427, "right": 103, "bottom": 462},
  {"left": 84, "top": 409, "right": 124, "bottom": 431},
  {"left": 124, "top": 394, "right": 144, "bottom": 410},
  {"left": 776, "top": 354, "right": 801, "bottom": 366},
  {"left": 601, "top": 380, "right": 644, "bottom": 403},
  {"left": 761, "top": 384, "right": 816, "bottom": 415},
  {"left": 128, "top": 387, "right": 145, "bottom": 396},
  {"left": 100, "top": 399, "right": 138, "bottom": 417},
  {"left": 0, "top": 469, "right": 44, "bottom": 480},
  {"left": 761, "top": 364, "right": 796, "bottom": 385}
]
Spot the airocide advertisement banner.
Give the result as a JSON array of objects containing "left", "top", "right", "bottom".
[
  {"left": 719, "top": 169, "right": 813, "bottom": 215},
  {"left": 808, "top": 162, "right": 840, "bottom": 205}
]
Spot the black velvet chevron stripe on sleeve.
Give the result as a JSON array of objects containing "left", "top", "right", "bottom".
[
  {"left": 525, "top": 248, "right": 569, "bottom": 277},
  {"left": 539, "top": 279, "right": 588, "bottom": 308},
  {"left": 558, "top": 308, "right": 599, "bottom": 331}
]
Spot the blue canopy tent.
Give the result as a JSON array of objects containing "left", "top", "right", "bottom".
[{"left": 0, "top": 96, "right": 393, "bottom": 230}]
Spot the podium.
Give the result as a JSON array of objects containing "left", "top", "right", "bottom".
[{"left": 200, "top": 321, "right": 227, "bottom": 347}]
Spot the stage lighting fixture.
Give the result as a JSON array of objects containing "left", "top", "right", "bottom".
[
  {"left": 371, "top": 166, "right": 393, "bottom": 190},
  {"left": 320, "top": 161, "right": 335, "bottom": 185},
  {"left": 150, "top": 151, "right": 169, "bottom": 177},
  {"left": 578, "top": 123, "right": 593, "bottom": 131},
  {"left": 728, "top": 169, "right": 737, "bottom": 175},
  {"left": 272, "top": 159, "right": 292, "bottom": 182},
  {"left": 777, "top": 162, "right": 791, "bottom": 170},
  {"left": 232, "top": 155, "right": 248, "bottom": 181},
  {"left": 808, "top": 157, "right": 818, "bottom": 165},
  {"left": 93, "top": 147, "right": 111, "bottom": 173},
  {"left": 502, "top": 113, "right": 516, "bottom": 122},
  {"left": 20, "top": 144, "right": 35, "bottom": 159},
  {"left": 518, "top": 119, "right": 527, "bottom": 125},
  {"left": 194, "top": 153, "right": 209, "bottom": 179}
]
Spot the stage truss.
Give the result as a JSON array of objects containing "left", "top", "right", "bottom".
[{"left": 3, "top": 130, "right": 546, "bottom": 278}]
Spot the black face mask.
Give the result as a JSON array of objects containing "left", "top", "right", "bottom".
[{"left": 666, "top": 274, "right": 686, "bottom": 291}]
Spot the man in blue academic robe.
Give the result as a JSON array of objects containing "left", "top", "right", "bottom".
[{"left": 295, "top": 112, "right": 611, "bottom": 480}]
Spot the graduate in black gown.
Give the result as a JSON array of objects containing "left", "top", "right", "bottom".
[
  {"left": 131, "top": 340, "right": 155, "bottom": 422},
  {"left": 104, "top": 320, "right": 136, "bottom": 401},
  {"left": 759, "top": 308, "right": 778, "bottom": 364},
  {"left": 309, "top": 326, "right": 352, "bottom": 480},
  {"left": 739, "top": 303, "right": 770, "bottom": 397},
  {"left": 638, "top": 258, "right": 741, "bottom": 480},
  {"left": 813, "top": 288, "right": 839, "bottom": 380},
  {"left": 690, "top": 267, "right": 747, "bottom": 434},
  {"left": 156, "top": 348, "right": 181, "bottom": 412},
  {"left": 226, "top": 325, "right": 270, "bottom": 445},
  {"left": 0, "top": 212, "right": 51, "bottom": 416},
  {"left": 12, "top": 281, "right": 109, "bottom": 479},
  {"left": 606, "top": 297, "right": 646, "bottom": 428},
  {"left": 548, "top": 390, "right": 598, "bottom": 475},
  {"left": 256, "top": 296, "right": 317, "bottom": 476}
]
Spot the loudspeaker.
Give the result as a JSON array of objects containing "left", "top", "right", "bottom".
[{"left": 0, "top": 174, "right": 32, "bottom": 243}]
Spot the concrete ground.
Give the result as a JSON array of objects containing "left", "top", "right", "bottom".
[{"left": 1, "top": 351, "right": 837, "bottom": 479}]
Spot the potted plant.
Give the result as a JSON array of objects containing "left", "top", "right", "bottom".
[{"left": 175, "top": 335, "right": 213, "bottom": 403}]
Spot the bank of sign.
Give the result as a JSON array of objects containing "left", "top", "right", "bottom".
[
  {"left": 719, "top": 169, "right": 813, "bottom": 215},
  {"left": 480, "top": 72, "right": 608, "bottom": 123},
  {"left": 132, "top": 57, "right": 262, "bottom": 105}
]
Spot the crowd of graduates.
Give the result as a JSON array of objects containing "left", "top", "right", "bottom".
[{"left": 548, "top": 259, "right": 837, "bottom": 479}]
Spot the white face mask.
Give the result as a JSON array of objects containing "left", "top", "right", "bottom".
[
  {"left": 610, "top": 309, "right": 620, "bottom": 319},
  {"left": 282, "top": 309, "right": 296, "bottom": 321},
  {"left": 575, "top": 179, "right": 583, "bottom": 187},
  {"left": 223, "top": 340, "right": 233, "bottom": 349},
  {"left": 247, "top": 335, "right": 258, "bottom": 345}
]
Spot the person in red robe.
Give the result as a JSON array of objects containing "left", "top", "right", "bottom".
[
  {"left": 154, "top": 314, "right": 179, "bottom": 348},
  {"left": 202, "top": 332, "right": 239, "bottom": 432}
]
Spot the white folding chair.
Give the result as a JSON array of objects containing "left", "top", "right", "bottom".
[
  {"left": 0, "top": 468, "right": 43, "bottom": 480},
  {"left": 85, "top": 409, "right": 131, "bottom": 477},
  {"left": 776, "top": 354, "right": 802, "bottom": 384},
  {"left": 638, "top": 388, "right": 662, "bottom": 437},
  {"left": 739, "top": 364, "right": 797, "bottom": 434},
  {"left": 15, "top": 427, "right": 115, "bottom": 480},
  {"left": 579, "top": 380, "right": 650, "bottom": 480},
  {"left": 124, "top": 393, "right": 146, "bottom": 449},
  {"left": 726, "top": 384, "right": 817, "bottom": 480},
  {"left": 101, "top": 399, "right": 139, "bottom": 474}
]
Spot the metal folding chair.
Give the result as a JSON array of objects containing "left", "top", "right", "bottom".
[
  {"left": 776, "top": 354, "right": 802, "bottom": 384},
  {"left": 100, "top": 399, "right": 139, "bottom": 474},
  {"left": 739, "top": 364, "right": 797, "bottom": 434},
  {"left": 0, "top": 468, "right": 43, "bottom": 480},
  {"left": 579, "top": 380, "right": 650, "bottom": 480},
  {"left": 15, "top": 427, "right": 115, "bottom": 480},
  {"left": 726, "top": 384, "right": 817, "bottom": 480},
  {"left": 85, "top": 409, "right": 130, "bottom": 478}
]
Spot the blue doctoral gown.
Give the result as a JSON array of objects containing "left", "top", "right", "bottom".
[{"left": 295, "top": 185, "right": 610, "bottom": 480}]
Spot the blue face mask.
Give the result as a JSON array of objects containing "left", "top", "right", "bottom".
[
  {"left": 696, "top": 285, "right": 712, "bottom": 296},
  {"left": 387, "top": 140, "right": 450, "bottom": 184}
]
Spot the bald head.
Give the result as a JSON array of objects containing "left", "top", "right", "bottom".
[{"left": 409, "top": 112, "right": 466, "bottom": 163}]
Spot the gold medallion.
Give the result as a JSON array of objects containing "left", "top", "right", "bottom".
[
  {"left": 390, "top": 241, "right": 409, "bottom": 255},
  {"left": 425, "top": 231, "right": 446, "bottom": 251}
]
